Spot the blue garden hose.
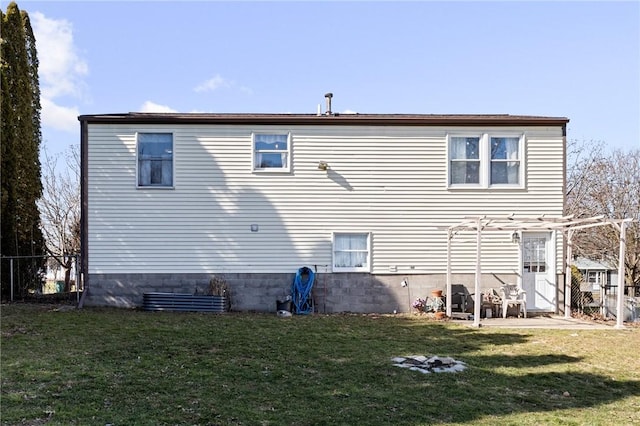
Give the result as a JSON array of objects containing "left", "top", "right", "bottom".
[{"left": 291, "top": 266, "right": 315, "bottom": 314}]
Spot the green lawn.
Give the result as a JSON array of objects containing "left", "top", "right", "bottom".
[{"left": 2, "top": 304, "right": 639, "bottom": 425}]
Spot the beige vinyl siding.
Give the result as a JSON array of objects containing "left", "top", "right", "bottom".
[{"left": 87, "top": 124, "right": 565, "bottom": 275}]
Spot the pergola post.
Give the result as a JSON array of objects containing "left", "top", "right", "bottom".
[
  {"left": 473, "top": 218, "right": 482, "bottom": 328},
  {"left": 615, "top": 220, "right": 629, "bottom": 329},
  {"left": 446, "top": 229, "right": 452, "bottom": 317},
  {"left": 564, "top": 229, "right": 574, "bottom": 318}
]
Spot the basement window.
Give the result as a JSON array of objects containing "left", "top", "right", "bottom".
[{"left": 333, "top": 232, "right": 371, "bottom": 272}]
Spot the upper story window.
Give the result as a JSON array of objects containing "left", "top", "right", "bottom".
[
  {"left": 450, "top": 137, "right": 481, "bottom": 185},
  {"left": 490, "top": 137, "right": 521, "bottom": 185},
  {"left": 448, "top": 133, "right": 524, "bottom": 188},
  {"left": 333, "top": 232, "right": 371, "bottom": 272},
  {"left": 252, "top": 133, "right": 290, "bottom": 172},
  {"left": 137, "top": 133, "right": 173, "bottom": 188}
]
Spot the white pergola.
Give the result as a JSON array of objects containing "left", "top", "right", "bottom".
[{"left": 445, "top": 214, "right": 633, "bottom": 328}]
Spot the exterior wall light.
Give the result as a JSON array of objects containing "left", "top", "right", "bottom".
[{"left": 512, "top": 231, "right": 520, "bottom": 244}]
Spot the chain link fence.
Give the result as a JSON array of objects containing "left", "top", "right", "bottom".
[
  {"left": 1, "top": 254, "right": 82, "bottom": 302},
  {"left": 572, "top": 275, "right": 640, "bottom": 322},
  {"left": 602, "top": 284, "right": 640, "bottom": 322}
]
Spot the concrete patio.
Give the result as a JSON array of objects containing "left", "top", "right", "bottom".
[{"left": 452, "top": 314, "right": 616, "bottom": 330}]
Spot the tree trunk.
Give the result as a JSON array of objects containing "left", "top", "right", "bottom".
[{"left": 64, "top": 261, "right": 72, "bottom": 292}]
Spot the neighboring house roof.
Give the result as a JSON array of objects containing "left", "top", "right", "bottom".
[
  {"left": 78, "top": 113, "right": 569, "bottom": 129},
  {"left": 573, "top": 257, "right": 615, "bottom": 271}
]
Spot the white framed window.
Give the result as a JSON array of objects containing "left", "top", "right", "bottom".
[
  {"left": 490, "top": 136, "right": 521, "bottom": 185},
  {"left": 587, "top": 270, "right": 606, "bottom": 290},
  {"left": 333, "top": 232, "right": 371, "bottom": 272},
  {"left": 137, "top": 133, "right": 173, "bottom": 188},
  {"left": 448, "top": 133, "right": 524, "bottom": 188},
  {"left": 450, "top": 136, "right": 481, "bottom": 185},
  {"left": 523, "top": 235, "right": 547, "bottom": 273},
  {"left": 252, "top": 133, "right": 290, "bottom": 172}
]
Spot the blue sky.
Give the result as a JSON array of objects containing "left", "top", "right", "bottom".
[{"left": 9, "top": 0, "right": 640, "bottom": 155}]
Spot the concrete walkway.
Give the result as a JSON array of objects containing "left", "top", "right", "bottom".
[{"left": 453, "top": 315, "right": 615, "bottom": 330}]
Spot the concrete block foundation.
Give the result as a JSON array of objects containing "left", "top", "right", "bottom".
[{"left": 84, "top": 272, "right": 552, "bottom": 314}]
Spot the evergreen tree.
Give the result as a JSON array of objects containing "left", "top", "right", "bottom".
[{"left": 1, "top": 1, "right": 45, "bottom": 298}]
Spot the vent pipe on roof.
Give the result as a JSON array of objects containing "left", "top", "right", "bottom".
[{"left": 325, "top": 93, "right": 333, "bottom": 116}]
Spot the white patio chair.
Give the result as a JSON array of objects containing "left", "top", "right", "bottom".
[{"left": 499, "top": 284, "right": 527, "bottom": 318}]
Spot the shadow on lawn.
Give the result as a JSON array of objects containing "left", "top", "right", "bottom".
[
  {"left": 390, "top": 321, "right": 533, "bottom": 353},
  {"left": 406, "top": 369, "right": 640, "bottom": 424},
  {"left": 376, "top": 321, "right": 640, "bottom": 423}
]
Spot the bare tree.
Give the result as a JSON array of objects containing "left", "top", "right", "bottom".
[
  {"left": 565, "top": 139, "right": 605, "bottom": 215},
  {"left": 39, "top": 144, "right": 80, "bottom": 290},
  {"left": 566, "top": 140, "right": 640, "bottom": 286}
]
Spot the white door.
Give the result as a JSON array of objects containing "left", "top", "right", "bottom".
[{"left": 522, "top": 233, "right": 556, "bottom": 311}]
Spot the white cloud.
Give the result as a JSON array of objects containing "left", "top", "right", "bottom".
[
  {"left": 194, "top": 74, "right": 252, "bottom": 95},
  {"left": 32, "top": 12, "right": 88, "bottom": 133},
  {"left": 139, "top": 101, "right": 178, "bottom": 113},
  {"left": 41, "top": 98, "right": 80, "bottom": 132},
  {"left": 194, "top": 74, "right": 231, "bottom": 93}
]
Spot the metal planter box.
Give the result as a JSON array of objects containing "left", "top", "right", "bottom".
[{"left": 143, "top": 292, "right": 229, "bottom": 313}]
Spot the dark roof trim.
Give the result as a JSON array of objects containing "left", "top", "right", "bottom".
[{"left": 78, "top": 112, "right": 569, "bottom": 127}]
